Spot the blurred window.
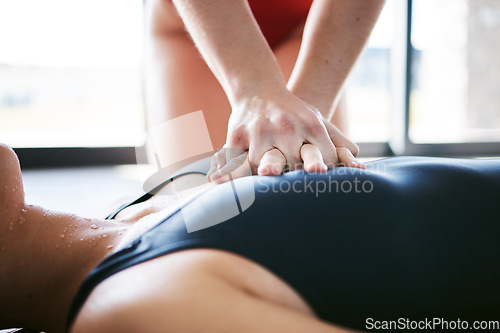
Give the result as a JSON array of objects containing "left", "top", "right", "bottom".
[
  {"left": 347, "top": 0, "right": 396, "bottom": 143},
  {"left": 0, "top": 0, "right": 145, "bottom": 148},
  {"left": 410, "top": 0, "right": 500, "bottom": 143},
  {"left": 1, "top": 0, "right": 498, "bottom": 161}
]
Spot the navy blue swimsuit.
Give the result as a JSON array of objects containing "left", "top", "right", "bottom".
[{"left": 67, "top": 157, "right": 500, "bottom": 331}]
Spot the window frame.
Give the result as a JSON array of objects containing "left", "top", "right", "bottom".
[
  {"left": 14, "top": 147, "right": 137, "bottom": 168},
  {"left": 390, "top": 0, "right": 500, "bottom": 158}
]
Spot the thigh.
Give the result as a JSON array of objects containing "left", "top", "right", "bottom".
[
  {"left": 145, "top": 0, "right": 231, "bottom": 152},
  {"left": 273, "top": 23, "right": 304, "bottom": 82},
  {"left": 144, "top": 0, "right": 347, "bottom": 153}
]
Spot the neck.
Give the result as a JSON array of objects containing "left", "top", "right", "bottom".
[{"left": 0, "top": 203, "right": 131, "bottom": 333}]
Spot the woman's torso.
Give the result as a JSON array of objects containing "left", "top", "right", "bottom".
[{"left": 68, "top": 157, "right": 500, "bottom": 331}]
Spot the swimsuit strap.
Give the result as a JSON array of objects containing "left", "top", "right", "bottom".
[{"left": 105, "top": 157, "right": 212, "bottom": 220}]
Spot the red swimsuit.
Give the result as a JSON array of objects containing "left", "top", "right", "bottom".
[
  {"left": 167, "top": 0, "right": 314, "bottom": 48},
  {"left": 248, "top": 0, "right": 313, "bottom": 47}
]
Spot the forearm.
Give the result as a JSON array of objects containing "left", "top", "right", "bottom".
[
  {"left": 288, "top": 0, "right": 386, "bottom": 120},
  {"left": 172, "top": 0, "right": 287, "bottom": 105}
]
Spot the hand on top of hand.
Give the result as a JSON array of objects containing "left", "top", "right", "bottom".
[{"left": 207, "top": 88, "right": 365, "bottom": 183}]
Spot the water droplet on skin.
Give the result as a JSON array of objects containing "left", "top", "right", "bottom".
[
  {"left": 84, "top": 218, "right": 91, "bottom": 222},
  {"left": 118, "top": 232, "right": 123, "bottom": 235},
  {"left": 12, "top": 188, "right": 15, "bottom": 192},
  {"left": 60, "top": 234, "right": 65, "bottom": 238},
  {"left": 8, "top": 225, "right": 14, "bottom": 231},
  {"left": 21, "top": 208, "right": 27, "bottom": 213},
  {"left": 102, "top": 234, "right": 107, "bottom": 238},
  {"left": 90, "top": 224, "right": 98, "bottom": 229},
  {"left": 80, "top": 238, "right": 84, "bottom": 241},
  {"left": 4, "top": 185, "right": 7, "bottom": 189},
  {"left": 56, "top": 244, "right": 60, "bottom": 248},
  {"left": 19, "top": 217, "right": 25, "bottom": 225},
  {"left": 107, "top": 245, "right": 113, "bottom": 249}
]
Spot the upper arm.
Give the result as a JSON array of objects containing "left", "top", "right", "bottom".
[
  {"left": 144, "top": 0, "right": 186, "bottom": 37},
  {"left": 0, "top": 144, "right": 24, "bottom": 228}
]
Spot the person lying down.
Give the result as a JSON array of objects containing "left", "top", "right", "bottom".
[{"left": 1, "top": 142, "right": 499, "bottom": 333}]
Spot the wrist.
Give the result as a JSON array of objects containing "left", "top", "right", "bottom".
[
  {"left": 228, "top": 76, "right": 288, "bottom": 107},
  {"left": 288, "top": 85, "right": 334, "bottom": 119}
]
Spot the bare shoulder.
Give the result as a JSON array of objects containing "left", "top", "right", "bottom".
[{"left": 0, "top": 143, "right": 25, "bottom": 228}]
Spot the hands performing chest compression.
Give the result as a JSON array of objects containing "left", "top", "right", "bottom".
[
  {"left": 146, "top": 0, "right": 386, "bottom": 182},
  {"left": 215, "top": 86, "right": 366, "bottom": 179}
]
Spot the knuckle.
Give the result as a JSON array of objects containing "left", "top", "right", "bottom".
[
  {"left": 229, "top": 127, "right": 246, "bottom": 146},
  {"left": 307, "top": 120, "right": 325, "bottom": 135},
  {"left": 275, "top": 113, "right": 296, "bottom": 133},
  {"left": 300, "top": 113, "right": 324, "bottom": 133},
  {"left": 214, "top": 147, "right": 226, "bottom": 157},
  {"left": 250, "top": 118, "right": 267, "bottom": 136},
  {"left": 323, "top": 148, "right": 337, "bottom": 163}
]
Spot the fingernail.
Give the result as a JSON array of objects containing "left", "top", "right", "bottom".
[
  {"left": 257, "top": 165, "right": 270, "bottom": 176},
  {"left": 272, "top": 164, "right": 284, "bottom": 175}
]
